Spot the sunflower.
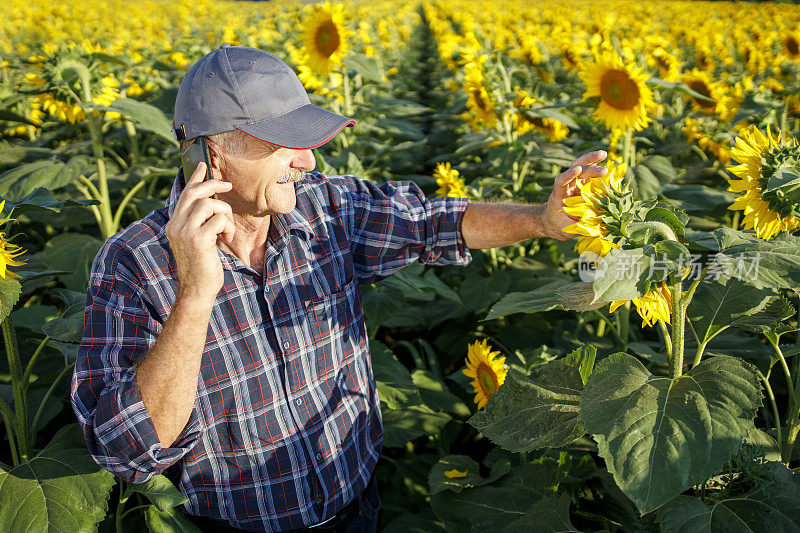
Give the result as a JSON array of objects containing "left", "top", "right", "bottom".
[
  {"left": 647, "top": 47, "right": 680, "bottom": 82},
  {"left": 512, "top": 90, "right": 569, "bottom": 142},
  {"left": 301, "top": 1, "right": 351, "bottom": 76},
  {"left": 462, "top": 339, "right": 507, "bottom": 410},
  {"left": 683, "top": 116, "right": 731, "bottom": 163},
  {"left": 462, "top": 65, "right": 496, "bottom": 130},
  {"left": 561, "top": 162, "right": 630, "bottom": 256},
  {"left": 433, "top": 162, "right": 469, "bottom": 198},
  {"left": 578, "top": 50, "right": 655, "bottom": 132},
  {"left": 680, "top": 69, "right": 735, "bottom": 120},
  {"left": 782, "top": 33, "right": 800, "bottom": 61},
  {"left": 610, "top": 283, "right": 673, "bottom": 327},
  {"left": 726, "top": 125, "right": 800, "bottom": 240},
  {"left": 0, "top": 201, "right": 26, "bottom": 279}
]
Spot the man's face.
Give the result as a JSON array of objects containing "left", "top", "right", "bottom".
[{"left": 210, "top": 134, "right": 316, "bottom": 217}]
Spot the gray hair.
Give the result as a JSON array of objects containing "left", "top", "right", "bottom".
[{"left": 179, "top": 128, "right": 250, "bottom": 158}]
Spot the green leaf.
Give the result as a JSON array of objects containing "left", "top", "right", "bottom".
[
  {"left": 579, "top": 354, "right": 762, "bottom": 514},
  {"left": 468, "top": 363, "right": 584, "bottom": 452},
  {"left": 34, "top": 233, "right": 102, "bottom": 292},
  {"left": 428, "top": 455, "right": 511, "bottom": 495},
  {"left": 714, "top": 232, "right": 800, "bottom": 290},
  {"left": 0, "top": 424, "right": 116, "bottom": 532},
  {"left": 686, "top": 278, "right": 775, "bottom": 346},
  {"left": 128, "top": 475, "right": 189, "bottom": 511},
  {"left": 0, "top": 277, "right": 21, "bottom": 323},
  {"left": 97, "top": 98, "right": 175, "bottom": 143},
  {"left": 344, "top": 54, "right": 382, "bottom": 83},
  {"left": 483, "top": 278, "right": 575, "bottom": 320},
  {"left": 519, "top": 106, "right": 579, "bottom": 130},
  {"left": 648, "top": 77, "right": 716, "bottom": 105},
  {"left": 733, "top": 296, "right": 796, "bottom": 335},
  {"left": 0, "top": 159, "right": 81, "bottom": 200},
  {"left": 645, "top": 206, "right": 685, "bottom": 240},
  {"left": 430, "top": 485, "right": 544, "bottom": 531},
  {"left": 380, "top": 404, "right": 452, "bottom": 448},
  {"left": 0, "top": 109, "right": 39, "bottom": 126},
  {"left": 657, "top": 462, "right": 800, "bottom": 532},
  {"left": 41, "top": 301, "right": 84, "bottom": 342},
  {"left": 144, "top": 506, "right": 201, "bottom": 532},
  {"left": 507, "top": 494, "right": 578, "bottom": 533},
  {"left": 591, "top": 247, "right": 651, "bottom": 304},
  {"left": 631, "top": 155, "right": 678, "bottom": 200},
  {"left": 563, "top": 345, "right": 596, "bottom": 385},
  {"left": 412, "top": 369, "right": 471, "bottom": 417},
  {"left": 662, "top": 184, "right": 737, "bottom": 216},
  {"left": 370, "top": 340, "right": 421, "bottom": 410},
  {"left": 4, "top": 187, "right": 99, "bottom": 216}
]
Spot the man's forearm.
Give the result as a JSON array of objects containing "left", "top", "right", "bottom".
[
  {"left": 460, "top": 201, "right": 550, "bottom": 249},
  {"left": 135, "top": 292, "right": 213, "bottom": 447}
]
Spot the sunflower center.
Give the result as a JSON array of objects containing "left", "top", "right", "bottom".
[
  {"left": 315, "top": 20, "right": 341, "bottom": 58},
  {"left": 786, "top": 36, "right": 800, "bottom": 58},
  {"left": 477, "top": 363, "right": 498, "bottom": 398},
  {"left": 687, "top": 80, "right": 716, "bottom": 110},
  {"left": 599, "top": 69, "right": 640, "bottom": 110},
  {"left": 470, "top": 88, "right": 491, "bottom": 114}
]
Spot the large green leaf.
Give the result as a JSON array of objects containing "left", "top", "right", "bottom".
[
  {"left": 484, "top": 278, "right": 599, "bottom": 320},
  {"left": 127, "top": 475, "right": 188, "bottom": 511},
  {"left": 380, "top": 404, "right": 452, "bottom": 448},
  {"left": 412, "top": 369, "right": 471, "bottom": 417},
  {"left": 0, "top": 424, "right": 116, "bottom": 532},
  {"left": 0, "top": 277, "right": 21, "bottom": 323},
  {"left": 686, "top": 278, "right": 774, "bottom": 347},
  {"left": 657, "top": 462, "right": 800, "bottom": 532},
  {"left": 370, "top": 340, "right": 421, "bottom": 410},
  {"left": 630, "top": 155, "right": 678, "bottom": 200},
  {"left": 507, "top": 494, "right": 578, "bottom": 533},
  {"left": 144, "top": 506, "right": 201, "bottom": 532},
  {"left": 0, "top": 157, "right": 89, "bottom": 200},
  {"left": 579, "top": 354, "right": 762, "bottom": 514},
  {"left": 591, "top": 247, "right": 651, "bottom": 304},
  {"left": 95, "top": 98, "right": 175, "bottom": 143},
  {"left": 468, "top": 362, "right": 584, "bottom": 453},
  {"left": 428, "top": 455, "right": 511, "bottom": 495},
  {"left": 714, "top": 231, "right": 800, "bottom": 290},
  {"left": 34, "top": 233, "right": 103, "bottom": 292},
  {"left": 4, "top": 188, "right": 99, "bottom": 216}
]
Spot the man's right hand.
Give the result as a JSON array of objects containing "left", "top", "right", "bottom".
[{"left": 164, "top": 162, "right": 235, "bottom": 303}]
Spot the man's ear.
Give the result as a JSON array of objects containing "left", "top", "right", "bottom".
[{"left": 206, "top": 142, "right": 226, "bottom": 180}]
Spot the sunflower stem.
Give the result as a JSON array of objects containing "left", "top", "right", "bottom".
[
  {"left": 615, "top": 301, "right": 630, "bottom": 352},
  {"left": 658, "top": 319, "right": 672, "bottom": 362},
  {"left": 755, "top": 370, "right": 783, "bottom": 462},
  {"left": 622, "top": 128, "right": 633, "bottom": 169},
  {"left": 669, "top": 276, "right": 685, "bottom": 379},
  {"left": 3, "top": 316, "right": 30, "bottom": 461}
]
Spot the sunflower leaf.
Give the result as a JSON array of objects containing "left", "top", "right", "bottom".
[
  {"left": 428, "top": 455, "right": 511, "bottom": 495},
  {"left": 591, "top": 247, "right": 651, "bottom": 304},
  {"left": 467, "top": 363, "right": 584, "bottom": 453},
  {"left": 713, "top": 231, "right": 800, "bottom": 290},
  {"left": 579, "top": 353, "right": 762, "bottom": 514}
]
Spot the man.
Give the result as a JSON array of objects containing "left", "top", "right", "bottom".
[{"left": 70, "top": 45, "right": 608, "bottom": 532}]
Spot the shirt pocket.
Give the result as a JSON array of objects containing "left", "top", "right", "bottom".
[{"left": 301, "top": 280, "right": 358, "bottom": 379}]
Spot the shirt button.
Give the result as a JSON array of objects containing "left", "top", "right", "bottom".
[
  {"left": 295, "top": 398, "right": 302, "bottom": 406},
  {"left": 283, "top": 341, "right": 290, "bottom": 350},
  {"left": 316, "top": 453, "right": 322, "bottom": 461}
]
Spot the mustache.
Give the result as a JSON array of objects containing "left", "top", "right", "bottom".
[{"left": 276, "top": 168, "right": 305, "bottom": 184}]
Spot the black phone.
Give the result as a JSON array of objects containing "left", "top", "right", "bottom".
[{"left": 180, "top": 136, "right": 214, "bottom": 182}]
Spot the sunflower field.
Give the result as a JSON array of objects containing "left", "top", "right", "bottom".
[{"left": 2, "top": 0, "right": 800, "bottom": 530}]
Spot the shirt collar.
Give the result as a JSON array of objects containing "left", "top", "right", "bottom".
[{"left": 166, "top": 168, "right": 314, "bottom": 240}]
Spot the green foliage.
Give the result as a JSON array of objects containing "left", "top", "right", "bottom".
[{"left": 0, "top": 424, "right": 115, "bottom": 532}]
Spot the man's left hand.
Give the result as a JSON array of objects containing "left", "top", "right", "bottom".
[{"left": 543, "top": 150, "right": 609, "bottom": 241}]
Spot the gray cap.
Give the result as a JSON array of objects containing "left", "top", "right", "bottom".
[{"left": 172, "top": 44, "right": 355, "bottom": 149}]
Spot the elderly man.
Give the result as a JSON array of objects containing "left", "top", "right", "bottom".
[{"left": 71, "top": 45, "right": 607, "bottom": 532}]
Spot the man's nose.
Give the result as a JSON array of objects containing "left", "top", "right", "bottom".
[{"left": 290, "top": 149, "right": 315, "bottom": 172}]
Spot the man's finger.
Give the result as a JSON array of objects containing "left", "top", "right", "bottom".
[
  {"left": 187, "top": 161, "right": 208, "bottom": 185},
  {"left": 570, "top": 150, "right": 607, "bottom": 168},
  {"left": 577, "top": 165, "right": 609, "bottom": 179},
  {"left": 553, "top": 166, "right": 582, "bottom": 200}
]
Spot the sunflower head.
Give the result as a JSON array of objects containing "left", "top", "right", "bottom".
[
  {"left": 0, "top": 201, "right": 26, "bottom": 280},
  {"left": 561, "top": 162, "right": 635, "bottom": 256},
  {"left": 301, "top": 1, "right": 351, "bottom": 76},
  {"left": 511, "top": 90, "right": 569, "bottom": 142},
  {"left": 726, "top": 125, "right": 800, "bottom": 240},
  {"left": 433, "top": 162, "right": 469, "bottom": 198},
  {"left": 579, "top": 50, "right": 655, "bottom": 132},
  {"left": 462, "top": 339, "right": 507, "bottom": 410}
]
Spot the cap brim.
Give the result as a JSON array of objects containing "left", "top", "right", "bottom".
[{"left": 237, "top": 104, "right": 355, "bottom": 149}]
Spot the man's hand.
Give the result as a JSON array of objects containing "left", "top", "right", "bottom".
[
  {"left": 164, "top": 162, "right": 235, "bottom": 302},
  {"left": 542, "top": 150, "right": 609, "bottom": 241}
]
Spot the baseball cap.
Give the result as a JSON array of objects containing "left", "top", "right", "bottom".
[{"left": 172, "top": 44, "right": 355, "bottom": 149}]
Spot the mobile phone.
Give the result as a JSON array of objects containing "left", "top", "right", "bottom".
[{"left": 180, "top": 136, "right": 213, "bottom": 182}]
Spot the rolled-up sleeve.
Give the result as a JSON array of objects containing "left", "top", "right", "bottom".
[
  {"left": 70, "top": 245, "right": 201, "bottom": 483},
  {"left": 334, "top": 175, "right": 472, "bottom": 284}
]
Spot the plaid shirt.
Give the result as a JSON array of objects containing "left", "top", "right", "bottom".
[{"left": 70, "top": 169, "right": 471, "bottom": 532}]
